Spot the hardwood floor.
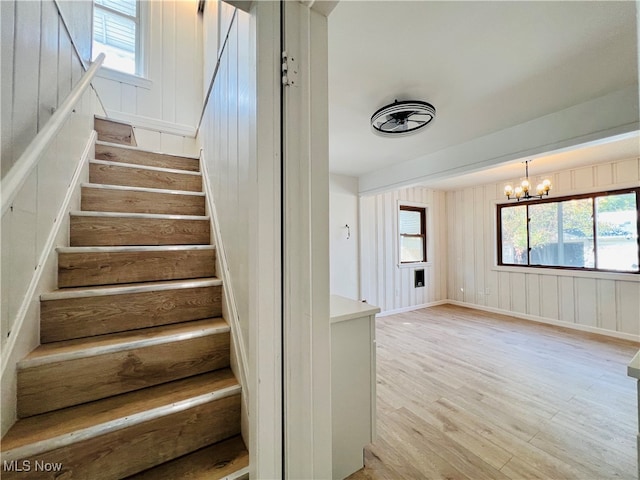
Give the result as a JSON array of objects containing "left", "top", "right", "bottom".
[{"left": 347, "top": 304, "right": 639, "bottom": 480}]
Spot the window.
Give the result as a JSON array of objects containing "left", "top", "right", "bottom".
[
  {"left": 497, "top": 188, "right": 639, "bottom": 273},
  {"left": 399, "top": 205, "right": 427, "bottom": 263},
  {"left": 92, "top": 0, "right": 140, "bottom": 75}
]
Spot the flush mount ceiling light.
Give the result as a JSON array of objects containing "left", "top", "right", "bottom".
[
  {"left": 504, "top": 160, "right": 552, "bottom": 201},
  {"left": 371, "top": 99, "right": 436, "bottom": 137}
]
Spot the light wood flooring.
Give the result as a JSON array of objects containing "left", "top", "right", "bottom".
[{"left": 348, "top": 304, "right": 639, "bottom": 480}]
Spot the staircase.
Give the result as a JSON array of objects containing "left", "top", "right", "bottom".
[{"left": 0, "top": 118, "right": 249, "bottom": 479}]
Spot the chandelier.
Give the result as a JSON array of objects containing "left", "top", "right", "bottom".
[{"left": 504, "top": 160, "right": 551, "bottom": 201}]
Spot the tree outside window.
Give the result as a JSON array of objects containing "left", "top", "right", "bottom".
[{"left": 498, "top": 189, "right": 639, "bottom": 273}]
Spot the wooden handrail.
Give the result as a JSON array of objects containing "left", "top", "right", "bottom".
[{"left": 1, "top": 53, "right": 106, "bottom": 216}]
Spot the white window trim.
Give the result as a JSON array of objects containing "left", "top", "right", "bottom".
[
  {"left": 95, "top": 66, "right": 153, "bottom": 89},
  {"left": 397, "top": 200, "right": 431, "bottom": 268}
]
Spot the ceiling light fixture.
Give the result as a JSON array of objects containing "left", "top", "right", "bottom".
[
  {"left": 504, "top": 160, "right": 551, "bottom": 201},
  {"left": 371, "top": 99, "right": 436, "bottom": 136}
]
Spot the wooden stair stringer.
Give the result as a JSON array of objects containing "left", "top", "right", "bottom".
[{"left": 95, "top": 117, "right": 137, "bottom": 146}]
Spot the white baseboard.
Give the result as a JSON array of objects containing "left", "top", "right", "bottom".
[
  {"left": 446, "top": 300, "right": 640, "bottom": 343},
  {"left": 105, "top": 110, "right": 196, "bottom": 137},
  {"left": 1, "top": 131, "right": 95, "bottom": 436},
  {"left": 377, "top": 300, "right": 448, "bottom": 317}
]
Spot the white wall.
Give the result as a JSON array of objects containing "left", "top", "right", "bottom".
[
  {"left": 360, "top": 186, "right": 448, "bottom": 313},
  {"left": 446, "top": 157, "right": 640, "bottom": 339},
  {"left": 92, "top": 0, "right": 203, "bottom": 155},
  {"left": 330, "top": 174, "right": 359, "bottom": 300}
]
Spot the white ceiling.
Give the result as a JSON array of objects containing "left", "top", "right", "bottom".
[{"left": 327, "top": 1, "right": 639, "bottom": 188}]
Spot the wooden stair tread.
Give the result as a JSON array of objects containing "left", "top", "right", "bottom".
[
  {"left": 2, "top": 369, "right": 239, "bottom": 455},
  {"left": 41, "top": 277, "right": 222, "bottom": 301},
  {"left": 89, "top": 160, "right": 203, "bottom": 193},
  {"left": 96, "top": 140, "right": 199, "bottom": 160},
  {"left": 81, "top": 182, "right": 206, "bottom": 196},
  {"left": 21, "top": 318, "right": 229, "bottom": 366},
  {"left": 57, "top": 244, "right": 214, "bottom": 253},
  {"left": 95, "top": 142, "right": 200, "bottom": 172},
  {"left": 69, "top": 212, "right": 211, "bottom": 247},
  {"left": 91, "top": 158, "right": 201, "bottom": 176},
  {"left": 57, "top": 245, "right": 216, "bottom": 287},
  {"left": 81, "top": 185, "right": 206, "bottom": 215},
  {"left": 40, "top": 278, "right": 223, "bottom": 343},
  {"left": 126, "top": 435, "right": 249, "bottom": 480},
  {"left": 71, "top": 210, "right": 208, "bottom": 220}
]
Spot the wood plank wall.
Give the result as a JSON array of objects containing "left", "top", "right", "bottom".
[
  {"left": 1, "top": 0, "right": 100, "bottom": 437},
  {"left": 91, "top": 0, "right": 203, "bottom": 156},
  {"left": 1, "top": 0, "right": 92, "bottom": 178},
  {"left": 446, "top": 157, "right": 640, "bottom": 337},
  {"left": 199, "top": 6, "right": 252, "bottom": 354},
  {"left": 1, "top": 0, "right": 98, "bottom": 346},
  {"left": 360, "top": 187, "right": 448, "bottom": 313}
]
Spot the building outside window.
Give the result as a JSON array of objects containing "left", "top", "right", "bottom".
[
  {"left": 92, "top": 0, "right": 140, "bottom": 75},
  {"left": 498, "top": 188, "right": 639, "bottom": 273}
]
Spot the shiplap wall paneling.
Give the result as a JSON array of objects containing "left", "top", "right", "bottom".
[
  {"left": 58, "top": 26, "right": 73, "bottom": 105},
  {"left": 485, "top": 185, "right": 500, "bottom": 308},
  {"left": 597, "top": 280, "right": 617, "bottom": 332},
  {"left": 616, "top": 282, "right": 640, "bottom": 335},
  {"left": 1, "top": 0, "right": 16, "bottom": 175},
  {"left": 526, "top": 274, "right": 541, "bottom": 317},
  {"left": 497, "top": 271, "right": 511, "bottom": 311},
  {"left": 446, "top": 156, "right": 640, "bottom": 338},
  {"left": 360, "top": 195, "right": 375, "bottom": 305},
  {"left": 2, "top": 87, "right": 96, "bottom": 348},
  {"left": 162, "top": 0, "right": 177, "bottom": 123},
  {"left": 95, "top": 0, "right": 203, "bottom": 136},
  {"left": 383, "top": 192, "right": 395, "bottom": 310},
  {"left": 360, "top": 186, "right": 447, "bottom": 313},
  {"left": 9, "top": 0, "right": 41, "bottom": 176},
  {"left": 39, "top": 0, "right": 59, "bottom": 131},
  {"left": 200, "top": 10, "right": 252, "bottom": 352},
  {"left": 464, "top": 188, "right": 474, "bottom": 304},
  {"left": 614, "top": 159, "right": 639, "bottom": 184},
  {"left": 540, "top": 275, "right": 560, "bottom": 321},
  {"left": 1, "top": 0, "right": 97, "bottom": 343},
  {"left": 1, "top": 0, "right": 94, "bottom": 178},
  {"left": 575, "top": 278, "right": 597, "bottom": 328}
]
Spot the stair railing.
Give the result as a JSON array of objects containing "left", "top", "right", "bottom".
[{"left": 1, "top": 53, "right": 105, "bottom": 216}]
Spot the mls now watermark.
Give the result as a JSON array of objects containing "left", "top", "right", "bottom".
[{"left": 3, "top": 460, "right": 64, "bottom": 473}]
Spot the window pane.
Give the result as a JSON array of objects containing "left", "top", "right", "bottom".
[
  {"left": 595, "top": 193, "right": 639, "bottom": 272},
  {"left": 93, "top": 4, "right": 136, "bottom": 74},
  {"left": 96, "top": 0, "right": 136, "bottom": 17},
  {"left": 500, "top": 206, "right": 528, "bottom": 265},
  {"left": 529, "top": 199, "right": 593, "bottom": 268},
  {"left": 399, "top": 209, "right": 421, "bottom": 235},
  {"left": 400, "top": 236, "right": 424, "bottom": 262}
]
